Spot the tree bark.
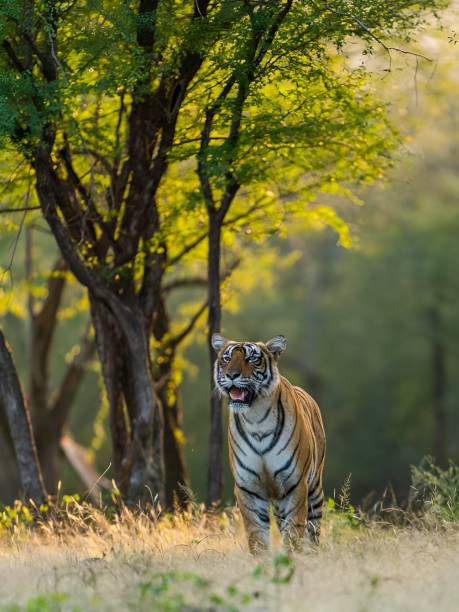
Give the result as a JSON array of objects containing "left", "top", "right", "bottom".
[
  {"left": 90, "top": 299, "right": 128, "bottom": 485},
  {"left": 90, "top": 298, "right": 165, "bottom": 505},
  {"left": 152, "top": 294, "right": 190, "bottom": 509},
  {"left": 0, "top": 330, "right": 47, "bottom": 504},
  {"left": 0, "top": 412, "right": 20, "bottom": 503},
  {"left": 206, "top": 214, "right": 223, "bottom": 506},
  {"left": 160, "top": 389, "right": 190, "bottom": 509},
  {"left": 123, "top": 317, "right": 164, "bottom": 506},
  {"left": 27, "top": 255, "right": 68, "bottom": 493}
]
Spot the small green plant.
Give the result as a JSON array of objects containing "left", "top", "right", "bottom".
[
  {"left": 136, "top": 553, "right": 295, "bottom": 611},
  {"left": 271, "top": 553, "right": 295, "bottom": 585},
  {"left": 0, "top": 501, "right": 34, "bottom": 530},
  {"left": 251, "top": 552, "right": 295, "bottom": 586},
  {"left": 326, "top": 497, "right": 360, "bottom": 529},
  {"left": 3, "top": 593, "right": 70, "bottom": 612},
  {"left": 0, "top": 493, "right": 105, "bottom": 537},
  {"left": 326, "top": 475, "right": 362, "bottom": 536},
  {"left": 411, "top": 457, "right": 459, "bottom": 523},
  {"left": 138, "top": 570, "right": 210, "bottom": 611},
  {"left": 61, "top": 494, "right": 80, "bottom": 506},
  {"left": 358, "top": 575, "right": 380, "bottom": 612}
]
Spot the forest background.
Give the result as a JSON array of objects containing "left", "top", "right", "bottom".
[{"left": 0, "top": 0, "right": 457, "bottom": 508}]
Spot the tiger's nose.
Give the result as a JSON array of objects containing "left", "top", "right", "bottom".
[{"left": 227, "top": 369, "right": 241, "bottom": 380}]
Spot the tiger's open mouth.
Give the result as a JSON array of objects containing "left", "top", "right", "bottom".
[{"left": 228, "top": 386, "right": 254, "bottom": 405}]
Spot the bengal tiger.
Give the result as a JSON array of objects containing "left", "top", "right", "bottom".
[{"left": 212, "top": 333, "right": 326, "bottom": 554}]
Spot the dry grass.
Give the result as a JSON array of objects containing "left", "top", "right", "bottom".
[{"left": 0, "top": 500, "right": 458, "bottom": 611}]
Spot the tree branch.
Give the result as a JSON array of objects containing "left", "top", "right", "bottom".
[
  {"left": 198, "top": 76, "right": 237, "bottom": 212},
  {"left": 0, "top": 206, "right": 41, "bottom": 214},
  {"left": 60, "top": 433, "right": 112, "bottom": 505},
  {"left": 167, "top": 199, "right": 269, "bottom": 267},
  {"left": 199, "top": 1, "right": 292, "bottom": 220},
  {"left": 34, "top": 259, "right": 68, "bottom": 338},
  {"left": 321, "top": 2, "right": 432, "bottom": 67},
  {"left": 161, "top": 276, "right": 207, "bottom": 294},
  {"left": 168, "top": 231, "right": 209, "bottom": 267},
  {"left": 2, "top": 40, "right": 26, "bottom": 72},
  {"left": 49, "top": 323, "right": 95, "bottom": 431},
  {"left": 59, "top": 142, "right": 118, "bottom": 253},
  {"left": 166, "top": 257, "right": 241, "bottom": 349},
  {"left": 167, "top": 300, "right": 208, "bottom": 350}
]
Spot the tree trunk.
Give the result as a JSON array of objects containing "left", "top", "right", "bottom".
[
  {"left": 33, "top": 149, "right": 165, "bottom": 508},
  {"left": 0, "top": 404, "right": 21, "bottom": 502},
  {"left": 29, "top": 259, "right": 67, "bottom": 420},
  {"left": 34, "top": 326, "right": 94, "bottom": 493},
  {"left": 160, "top": 389, "right": 190, "bottom": 509},
  {"left": 206, "top": 215, "right": 223, "bottom": 506},
  {"left": 0, "top": 330, "right": 47, "bottom": 504},
  {"left": 152, "top": 294, "right": 190, "bottom": 509},
  {"left": 429, "top": 304, "right": 447, "bottom": 467},
  {"left": 25, "top": 231, "right": 94, "bottom": 494},
  {"left": 27, "top": 256, "right": 67, "bottom": 494},
  {"left": 91, "top": 298, "right": 165, "bottom": 506},
  {"left": 90, "top": 299, "right": 128, "bottom": 487}
]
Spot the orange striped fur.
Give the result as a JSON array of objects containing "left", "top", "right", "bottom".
[{"left": 212, "top": 334, "right": 326, "bottom": 554}]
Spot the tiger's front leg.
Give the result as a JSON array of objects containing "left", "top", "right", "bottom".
[
  {"left": 235, "top": 486, "right": 270, "bottom": 555},
  {"left": 274, "top": 484, "right": 309, "bottom": 553}
]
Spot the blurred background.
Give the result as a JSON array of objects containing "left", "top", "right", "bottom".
[{"left": 1, "top": 11, "right": 459, "bottom": 507}]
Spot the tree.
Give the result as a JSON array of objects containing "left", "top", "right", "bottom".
[
  {"left": 0, "top": 329, "right": 46, "bottom": 504},
  {"left": 0, "top": 0, "right": 209, "bottom": 505},
  {"left": 0, "top": 0, "right": 446, "bottom": 506},
  {"left": 25, "top": 232, "right": 96, "bottom": 492},
  {"left": 191, "top": 1, "right": 448, "bottom": 503},
  {"left": 0, "top": 219, "right": 102, "bottom": 500}
]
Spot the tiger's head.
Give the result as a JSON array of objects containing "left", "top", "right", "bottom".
[{"left": 212, "top": 334, "right": 286, "bottom": 411}]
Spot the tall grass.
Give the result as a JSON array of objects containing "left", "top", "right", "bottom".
[
  {"left": 0, "top": 460, "right": 457, "bottom": 611},
  {"left": 410, "top": 457, "right": 459, "bottom": 524}
]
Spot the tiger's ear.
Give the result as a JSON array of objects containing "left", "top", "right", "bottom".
[
  {"left": 265, "top": 335, "right": 286, "bottom": 359},
  {"left": 212, "top": 333, "right": 227, "bottom": 353}
]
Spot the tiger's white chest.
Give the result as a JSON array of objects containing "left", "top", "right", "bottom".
[{"left": 228, "top": 398, "right": 302, "bottom": 499}]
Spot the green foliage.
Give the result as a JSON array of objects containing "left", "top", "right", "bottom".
[
  {"left": 0, "top": 500, "right": 34, "bottom": 529},
  {"left": 325, "top": 476, "right": 362, "bottom": 535},
  {"left": 3, "top": 593, "right": 69, "bottom": 612},
  {"left": 0, "top": 494, "right": 91, "bottom": 534},
  {"left": 137, "top": 553, "right": 295, "bottom": 611},
  {"left": 0, "top": 0, "right": 446, "bottom": 283},
  {"left": 207, "top": 34, "right": 459, "bottom": 503},
  {"left": 0, "top": 0, "right": 445, "bottom": 259},
  {"left": 326, "top": 497, "right": 361, "bottom": 530},
  {"left": 411, "top": 457, "right": 459, "bottom": 523},
  {"left": 138, "top": 570, "right": 212, "bottom": 611},
  {"left": 0, "top": 552, "right": 295, "bottom": 612}
]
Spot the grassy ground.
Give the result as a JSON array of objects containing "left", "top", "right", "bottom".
[{"left": 0, "top": 499, "right": 458, "bottom": 611}]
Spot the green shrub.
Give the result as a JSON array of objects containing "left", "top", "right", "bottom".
[{"left": 410, "top": 457, "right": 459, "bottom": 523}]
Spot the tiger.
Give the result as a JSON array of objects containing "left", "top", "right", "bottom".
[{"left": 212, "top": 333, "right": 326, "bottom": 554}]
